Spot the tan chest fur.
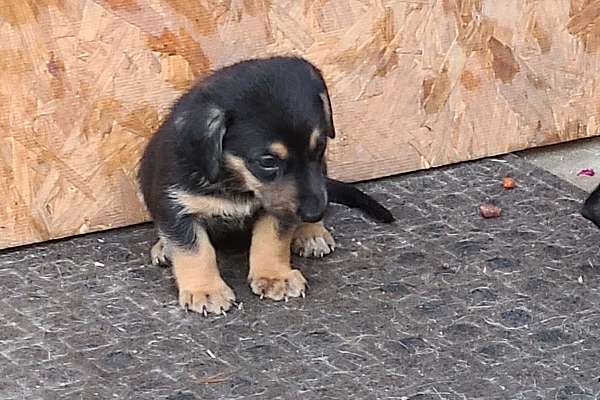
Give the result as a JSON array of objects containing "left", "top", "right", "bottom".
[{"left": 168, "top": 188, "right": 260, "bottom": 219}]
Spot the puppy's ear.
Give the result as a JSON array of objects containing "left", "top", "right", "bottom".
[
  {"left": 319, "top": 91, "right": 335, "bottom": 139},
  {"left": 173, "top": 104, "right": 227, "bottom": 182}
]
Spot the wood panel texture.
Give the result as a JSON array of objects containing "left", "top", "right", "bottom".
[{"left": 1, "top": 0, "right": 600, "bottom": 249}]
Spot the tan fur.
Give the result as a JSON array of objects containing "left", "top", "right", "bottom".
[
  {"left": 270, "top": 142, "right": 289, "bottom": 159},
  {"left": 169, "top": 187, "right": 259, "bottom": 218},
  {"left": 309, "top": 129, "right": 321, "bottom": 151},
  {"left": 248, "top": 214, "right": 306, "bottom": 301},
  {"left": 172, "top": 227, "right": 235, "bottom": 315},
  {"left": 261, "top": 180, "right": 298, "bottom": 216},
  {"left": 224, "top": 154, "right": 298, "bottom": 216},
  {"left": 224, "top": 154, "right": 262, "bottom": 192},
  {"left": 292, "top": 221, "right": 336, "bottom": 258}
]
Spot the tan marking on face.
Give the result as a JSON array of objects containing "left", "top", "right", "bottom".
[
  {"left": 309, "top": 129, "right": 321, "bottom": 152},
  {"left": 270, "top": 142, "right": 289, "bottom": 159},
  {"left": 224, "top": 154, "right": 298, "bottom": 216},
  {"left": 169, "top": 187, "right": 258, "bottom": 218},
  {"left": 248, "top": 214, "right": 306, "bottom": 301},
  {"left": 224, "top": 154, "right": 262, "bottom": 192},
  {"left": 261, "top": 179, "right": 298, "bottom": 216},
  {"left": 171, "top": 227, "right": 235, "bottom": 314}
]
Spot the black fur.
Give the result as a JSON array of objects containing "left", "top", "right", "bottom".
[
  {"left": 138, "top": 56, "right": 394, "bottom": 249},
  {"left": 327, "top": 178, "right": 395, "bottom": 223},
  {"left": 582, "top": 183, "right": 600, "bottom": 228}
]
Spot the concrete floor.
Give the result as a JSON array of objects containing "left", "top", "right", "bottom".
[{"left": 520, "top": 137, "right": 600, "bottom": 193}]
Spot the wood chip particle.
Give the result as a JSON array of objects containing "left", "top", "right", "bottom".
[
  {"left": 480, "top": 203, "right": 502, "bottom": 218},
  {"left": 502, "top": 176, "right": 517, "bottom": 189}
]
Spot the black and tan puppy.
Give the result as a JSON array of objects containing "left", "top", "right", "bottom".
[{"left": 138, "top": 56, "right": 394, "bottom": 316}]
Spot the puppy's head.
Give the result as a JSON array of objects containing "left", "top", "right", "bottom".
[{"left": 174, "top": 57, "right": 335, "bottom": 222}]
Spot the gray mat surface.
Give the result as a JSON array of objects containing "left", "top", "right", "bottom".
[{"left": 1, "top": 155, "right": 599, "bottom": 400}]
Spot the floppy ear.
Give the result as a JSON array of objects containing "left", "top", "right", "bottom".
[
  {"left": 319, "top": 91, "right": 335, "bottom": 139},
  {"left": 173, "top": 104, "right": 227, "bottom": 183}
]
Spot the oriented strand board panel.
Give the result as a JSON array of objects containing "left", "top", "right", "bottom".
[{"left": 1, "top": 0, "right": 600, "bottom": 249}]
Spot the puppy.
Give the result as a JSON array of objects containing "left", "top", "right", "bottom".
[
  {"left": 582, "top": 183, "right": 600, "bottom": 228},
  {"left": 138, "top": 56, "right": 394, "bottom": 316}
]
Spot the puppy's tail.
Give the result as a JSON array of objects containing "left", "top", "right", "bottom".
[{"left": 326, "top": 178, "right": 395, "bottom": 223}]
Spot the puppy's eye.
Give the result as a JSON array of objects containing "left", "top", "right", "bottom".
[{"left": 258, "top": 155, "right": 279, "bottom": 170}]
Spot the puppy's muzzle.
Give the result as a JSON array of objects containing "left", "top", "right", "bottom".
[
  {"left": 296, "top": 166, "right": 328, "bottom": 222},
  {"left": 298, "top": 191, "right": 327, "bottom": 223}
]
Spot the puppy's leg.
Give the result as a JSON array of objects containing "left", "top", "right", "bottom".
[
  {"left": 291, "top": 221, "right": 335, "bottom": 258},
  {"left": 248, "top": 214, "right": 306, "bottom": 301},
  {"left": 172, "top": 226, "right": 235, "bottom": 315}
]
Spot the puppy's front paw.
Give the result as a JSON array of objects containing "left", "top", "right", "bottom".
[
  {"left": 179, "top": 280, "right": 236, "bottom": 316},
  {"left": 150, "top": 238, "right": 170, "bottom": 266},
  {"left": 249, "top": 269, "right": 307, "bottom": 301},
  {"left": 292, "top": 223, "right": 335, "bottom": 258}
]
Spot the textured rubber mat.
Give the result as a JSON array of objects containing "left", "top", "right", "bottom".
[{"left": 1, "top": 155, "right": 599, "bottom": 400}]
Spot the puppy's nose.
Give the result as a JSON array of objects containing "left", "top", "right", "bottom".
[{"left": 298, "top": 207, "right": 325, "bottom": 223}]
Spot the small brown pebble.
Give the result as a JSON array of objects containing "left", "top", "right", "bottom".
[
  {"left": 480, "top": 203, "right": 502, "bottom": 218},
  {"left": 502, "top": 176, "right": 517, "bottom": 189}
]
